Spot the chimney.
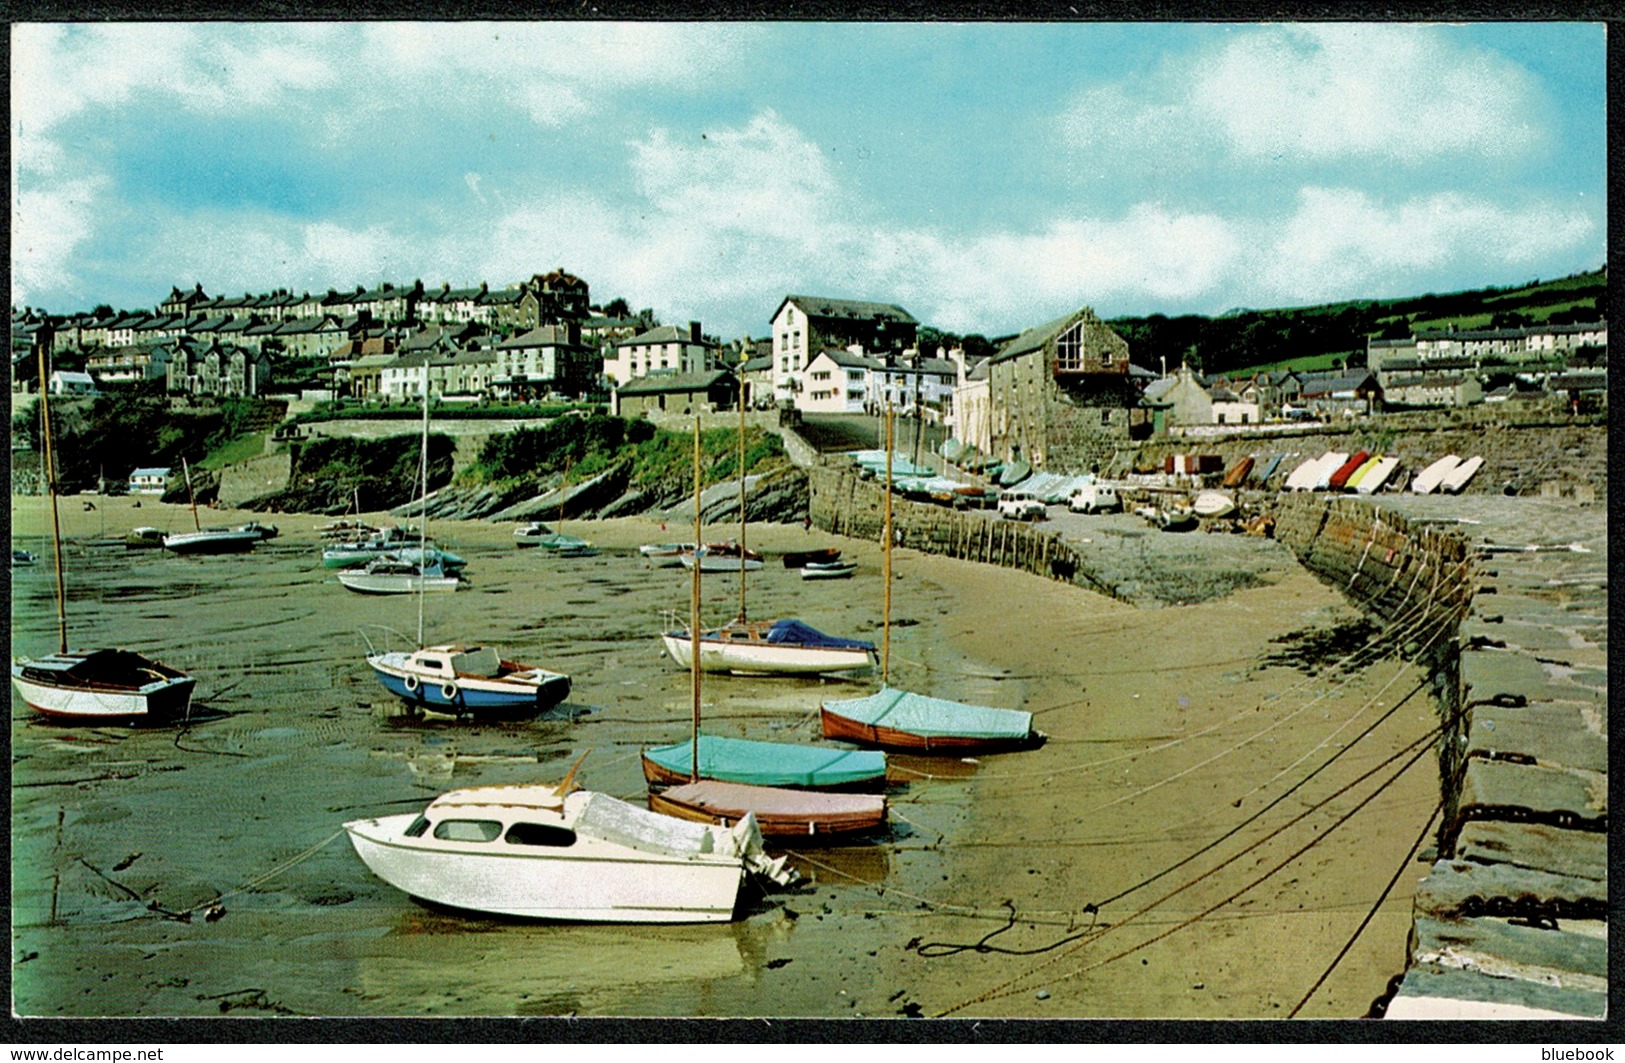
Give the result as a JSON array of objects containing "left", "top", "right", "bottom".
[{"left": 690, "top": 321, "right": 701, "bottom": 345}]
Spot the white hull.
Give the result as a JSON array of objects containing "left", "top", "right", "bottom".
[
  {"left": 678, "top": 554, "right": 764, "bottom": 573},
  {"left": 345, "top": 810, "right": 745, "bottom": 923},
  {"left": 1192, "top": 491, "right": 1235, "bottom": 518},
  {"left": 1283, "top": 454, "right": 1330, "bottom": 492},
  {"left": 1439, "top": 455, "right": 1484, "bottom": 493},
  {"left": 660, "top": 633, "right": 873, "bottom": 676},
  {"left": 1410, "top": 455, "right": 1461, "bottom": 495},
  {"left": 337, "top": 572, "right": 462, "bottom": 595},
  {"left": 1353, "top": 457, "right": 1400, "bottom": 495},
  {"left": 1311, "top": 452, "right": 1349, "bottom": 491},
  {"left": 163, "top": 529, "right": 261, "bottom": 554},
  {"left": 11, "top": 666, "right": 194, "bottom": 722}
]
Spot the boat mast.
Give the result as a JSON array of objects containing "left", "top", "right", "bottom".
[
  {"left": 416, "top": 375, "right": 430, "bottom": 647},
  {"left": 883, "top": 398, "right": 894, "bottom": 686},
  {"left": 690, "top": 415, "right": 703, "bottom": 783},
  {"left": 737, "top": 336, "right": 748, "bottom": 623},
  {"left": 35, "top": 348, "right": 68, "bottom": 654},
  {"left": 182, "top": 456, "right": 201, "bottom": 531}
]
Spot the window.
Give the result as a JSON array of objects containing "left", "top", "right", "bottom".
[
  {"left": 433, "top": 819, "right": 502, "bottom": 842},
  {"left": 504, "top": 822, "right": 577, "bottom": 847},
  {"left": 1056, "top": 322, "right": 1083, "bottom": 370},
  {"left": 404, "top": 815, "right": 431, "bottom": 838}
]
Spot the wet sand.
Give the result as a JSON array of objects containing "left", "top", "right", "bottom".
[{"left": 10, "top": 494, "right": 1439, "bottom": 1019}]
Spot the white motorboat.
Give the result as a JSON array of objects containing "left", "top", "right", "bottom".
[
  {"left": 337, "top": 557, "right": 462, "bottom": 595},
  {"left": 344, "top": 778, "right": 796, "bottom": 923},
  {"left": 1311, "top": 452, "right": 1350, "bottom": 491}
]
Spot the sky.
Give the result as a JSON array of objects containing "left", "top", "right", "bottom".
[{"left": 10, "top": 21, "right": 1607, "bottom": 339}]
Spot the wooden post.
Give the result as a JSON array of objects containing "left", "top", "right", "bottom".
[
  {"left": 690, "top": 416, "right": 702, "bottom": 783},
  {"left": 883, "top": 400, "right": 894, "bottom": 687}
]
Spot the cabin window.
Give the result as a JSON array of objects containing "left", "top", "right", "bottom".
[
  {"left": 504, "top": 822, "right": 578, "bottom": 848},
  {"left": 432, "top": 819, "right": 502, "bottom": 842},
  {"left": 405, "top": 815, "right": 431, "bottom": 837}
]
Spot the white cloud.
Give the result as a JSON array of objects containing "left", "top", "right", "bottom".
[
  {"left": 12, "top": 178, "right": 107, "bottom": 304},
  {"left": 1064, "top": 24, "right": 1547, "bottom": 168},
  {"left": 1255, "top": 187, "right": 1597, "bottom": 302}
]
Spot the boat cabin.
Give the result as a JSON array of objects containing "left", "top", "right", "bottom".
[{"left": 410, "top": 645, "right": 504, "bottom": 679}]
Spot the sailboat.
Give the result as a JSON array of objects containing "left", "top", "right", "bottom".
[
  {"left": 642, "top": 415, "right": 888, "bottom": 796},
  {"left": 161, "top": 458, "right": 261, "bottom": 555},
  {"left": 821, "top": 403, "right": 1042, "bottom": 755},
  {"left": 337, "top": 386, "right": 463, "bottom": 595},
  {"left": 11, "top": 351, "right": 196, "bottom": 723},
  {"left": 658, "top": 395, "right": 875, "bottom": 677},
  {"left": 344, "top": 754, "right": 798, "bottom": 923},
  {"left": 526, "top": 464, "right": 594, "bottom": 555}
]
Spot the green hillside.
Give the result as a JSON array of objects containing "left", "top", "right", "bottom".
[{"left": 1107, "top": 267, "right": 1606, "bottom": 379}]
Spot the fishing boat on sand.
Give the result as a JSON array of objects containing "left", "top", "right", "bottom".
[
  {"left": 362, "top": 639, "right": 570, "bottom": 719},
  {"left": 640, "top": 543, "right": 691, "bottom": 567},
  {"left": 344, "top": 759, "right": 798, "bottom": 923},
  {"left": 12, "top": 549, "right": 38, "bottom": 566},
  {"left": 645, "top": 412, "right": 889, "bottom": 800},
  {"left": 800, "top": 560, "right": 857, "bottom": 581},
  {"left": 820, "top": 401, "right": 1043, "bottom": 756},
  {"left": 10, "top": 350, "right": 196, "bottom": 724},
  {"left": 821, "top": 687, "right": 1040, "bottom": 755},
  {"left": 782, "top": 548, "right": 842, "bottom": 569},
  {"left": 650, "top": 780, "right": 885, "bottom": 839},
  {"left": 679, "top": 542, "right": 763, "bottom": 572}
]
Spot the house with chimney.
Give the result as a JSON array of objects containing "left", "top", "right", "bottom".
[
  {"left": 768, "top": 295, "right": 917, "bottom": 404},
  {"left": 604, "top": 322, "right": 718, "bottom": 387},
  {"left": 495, "top": 323, "right": 595, "bottom": 398}
]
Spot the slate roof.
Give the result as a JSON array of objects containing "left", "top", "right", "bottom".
[
  {"left": 618, "top": 324, "right": 714, "bottom": 348},
  {"left": 499, "top": 325, "right": 585, "bottom": 349},
  {"left": 615, "top": 368, "right": 733, "bottom": 396},
  {"left": 778, "top": 295, "right": 917, "bottom": 325},
  {"left": 989, "top": 310, "right": 1077, "bottom": 364}
]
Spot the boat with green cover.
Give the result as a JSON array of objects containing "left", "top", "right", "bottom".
[
  {"left": 820, "top": 685, "right": 1041, "bottom": 754},
  {"left": 641, "top": 735, "right": 887, "bottom": 791}
]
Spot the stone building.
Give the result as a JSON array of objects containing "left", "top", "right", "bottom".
[
  {"left": 612, "top": 369, "right": 736, "bottom": 418},
  {"left": 982, "top": 306, "right": 1136, "bottom": 470}
]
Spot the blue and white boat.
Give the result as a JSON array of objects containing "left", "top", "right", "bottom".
[{"left": 366, "top": 643, "right": 571, "bottom": 719}]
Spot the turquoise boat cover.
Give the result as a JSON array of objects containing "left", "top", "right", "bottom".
[
  {"left": 645, "top": 735, "right": 886, "bottom": 788},
  {"left": 823, "top": 686, "right": 1033, "bottom": 740}
]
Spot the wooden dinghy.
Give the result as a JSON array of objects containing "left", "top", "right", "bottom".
[
  {"left": 649, "top": 780, "right": 886, "bottom": 838},
  {"left": 1326, "top": 450, "right": 1370, "bottom": 492},
  {"left": 782, "top": 548, "right": 842, "bottom": 569},
  {"left": 1221, "top": 456, "right": 1255, "bottom": 488},
  {"left": 642, "top": 735, "right": 887, "bottom": 791},
  {"left": 820, "top": 686, "right": 1041, "bottom": 755}
]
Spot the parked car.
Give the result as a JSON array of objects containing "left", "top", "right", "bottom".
[
  {"left": 1068, "top": 484, "right": 1121, "bottom": 514},
  {"left": 997, "top": 491, "right": 1047, "bottom": 521}
]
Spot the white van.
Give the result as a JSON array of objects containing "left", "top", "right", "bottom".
[
  {"left": 997, "top": 490, "right": 1047, "bottom": 521},
  {"left": 1068, "top": 484, "right": 1121, "bottom": 514}
]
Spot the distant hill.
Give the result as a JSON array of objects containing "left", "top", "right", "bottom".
[{"left": 1107, "top": 267, "right": 1606, "bottom": 379}]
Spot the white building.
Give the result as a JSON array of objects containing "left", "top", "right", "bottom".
[
  {"left": 603, "top": 323, "right": 717, "bottom": 387},
  {"left": 799, "top": 348, "right": 878, "bottom": 413},
  {"left": 49, "top": 370, "right": 99, "bottom": 396},
  {"left": 128, "top": 466, "right": 170, "bottom": 494}
]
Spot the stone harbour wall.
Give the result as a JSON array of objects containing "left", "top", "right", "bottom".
[{"left": 1271, "top": 494, "right": 1608, "bottom": 1020}]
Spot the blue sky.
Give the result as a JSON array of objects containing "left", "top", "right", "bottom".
[{"left": 11, "top": 21, "right": 1606, "bottom": 339}]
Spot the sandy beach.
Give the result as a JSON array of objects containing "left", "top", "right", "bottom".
[{"left": 10, "top": 493, "right": 1440, "bottom": 1020}]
